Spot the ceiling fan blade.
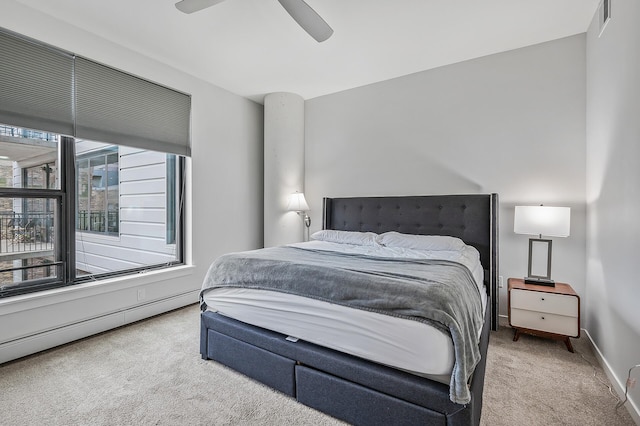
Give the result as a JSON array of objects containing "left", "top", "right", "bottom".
[
  {"left": 175, "top": 0, "right": 226, "bottom": 14},
  {"left": 277, "top": 0, "right": 333, "bottom": 42}
]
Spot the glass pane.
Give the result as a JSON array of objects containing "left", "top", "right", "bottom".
[
  {"left": 75, "top": 142, "right": 181, "bottom": 278},
  {"left": 77, "top": 159, "right": 89, "bottom": 231},
  {"left": 106, "top": 153, "right": 119, "bottom": 234},
  {"left": 24, "top": 163, "right": 57, "bottom": 189},
  {"left": 0, "top": 124, "right": 59, "bottom": 189},
  {"left": 0, "top": 196, "right": 59, "bottom": 287},
  {"left": 166, "top": 154, "right": 176, "bottom": 244},
  {"left": 75, "top": 144, "right": 119, "bottom": 236},
  {"left": 89, "top": 157, "right": 107, "bottom": 233}
]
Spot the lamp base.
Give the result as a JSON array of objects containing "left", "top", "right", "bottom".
[{"left": 524, "top": 276, "right": 556, "bottom": 287}]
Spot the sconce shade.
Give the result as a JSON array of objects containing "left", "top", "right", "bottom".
[
  {"left": 287, "top": 192, "right": 310, "bottom": 211},
  {"left": 514, "top": 206, "right": 570, "bottom": 237}
]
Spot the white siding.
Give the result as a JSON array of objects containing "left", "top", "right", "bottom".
[
  {"left": 119, "top": 193, "right": 165, "bottom": 209},
  {"left": 120, "top": 207, "right": 164, "bottom": 223},
  {"left": 76, "top": 148, "right": 177, "bottom": 273},
  {"left": 119, "top": 222, "right": 166, "bottom": 239},
  {"left": 120, "top": 179, "right": 165, "bottom": 195},
  {"left": 120, "top": 163, "right": 165, "bottom": 181}
]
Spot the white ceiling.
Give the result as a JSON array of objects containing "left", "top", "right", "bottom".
[
  {"left": 14, "top": 0, "right": 599, "bottom": 104},
  {"left": 0, "top": 137, "right": 57, "bottom": 167}
]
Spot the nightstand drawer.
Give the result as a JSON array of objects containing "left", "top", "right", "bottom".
[
  {"left": 510, "top": 289, "right": 578, "bottom": 317},
  {"left": 510, "top": 308, "right": 579, "bottom": 337}
]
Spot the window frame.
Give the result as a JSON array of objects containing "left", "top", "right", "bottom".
[
  {"left": 0, "top": 145, "right": 67, "bottom": 298},
  {"left": 0, "top": 133, "right": 186, "bottom": 297}
]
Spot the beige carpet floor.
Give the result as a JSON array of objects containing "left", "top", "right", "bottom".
[
  {"left": 481, "top": 319, "right": 636, "bottom": 426},
  {"left": 0, "top": 304, "right": 635, "bottom": 425}
]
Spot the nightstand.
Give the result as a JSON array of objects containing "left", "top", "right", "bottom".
[{"left": 508, "top": 278, "right": 580, "bottom": 352}]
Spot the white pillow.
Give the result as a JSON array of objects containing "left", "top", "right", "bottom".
[
  {"left": 377, "top": 231, "right": 466, "bottom": 251},
  {"left": 311, "top": 230, "right": 380, "bottom": 247}
]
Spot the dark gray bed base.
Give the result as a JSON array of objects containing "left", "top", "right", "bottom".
[{"left": 200, "top": 194, "right": 498, "bottom": 425}]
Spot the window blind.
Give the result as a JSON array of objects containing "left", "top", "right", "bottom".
[
  {"left": 0, "top": 28, "right": 191, "bottom": 157},
  {"left": 75, "top": 57, "right": 191, "bottom": 157},
  {"left": 0, "top": 30, "right": 74, "bottom": 136}
]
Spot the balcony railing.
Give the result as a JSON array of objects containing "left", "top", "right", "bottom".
[
  {"left": 0, "top": 212, "right": 54, "bottom": 255},
  {"left": 77, "top": 211, "right": 119, "bottom": 234},
  {"left": 0, "top": 125, "right": 59, "bottom": 142}
]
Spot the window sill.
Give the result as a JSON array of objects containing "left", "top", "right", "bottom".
[{"left": 0, "top": 264, "right": 196, "bottom": 315}]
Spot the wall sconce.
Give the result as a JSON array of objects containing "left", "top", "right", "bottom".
[
  {"left": 287, "top": 192, "right": 311, "bottom": 240},
  {"left": 514, "top": 205, "right": 570, "bottom": 286}
]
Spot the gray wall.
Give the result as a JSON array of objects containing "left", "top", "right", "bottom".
[
  {"left": 305, "top": 35, "right": 587, "bottom": 319},
  {"left": 586, "top": 0, "right": 640, "bottom": 416}
]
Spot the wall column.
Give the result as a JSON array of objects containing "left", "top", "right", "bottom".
[{"left": 264, "top": 92, "right": 305, "bottom": 247}]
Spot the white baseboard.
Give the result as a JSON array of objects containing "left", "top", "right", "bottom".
[
  {"left": 0, "top": 291, "right": 198, "bottom": 365},
  {"left": 581, "top": 329, "right": 639, "bottom": 424}
]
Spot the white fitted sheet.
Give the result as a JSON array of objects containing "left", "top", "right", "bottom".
[{"left": 203, "top": 241, "right": 486, "bottom": 381}]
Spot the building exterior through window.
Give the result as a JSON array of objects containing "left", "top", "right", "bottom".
[{"left": 0, "top": 124, "right": 183, "bottom": 294}]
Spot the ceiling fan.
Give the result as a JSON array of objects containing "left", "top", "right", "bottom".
[{"left": 175, "top": 0, "right": 334, "bottom": 42}]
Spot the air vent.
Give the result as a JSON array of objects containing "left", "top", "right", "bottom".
[{"left": 598, "top": 0, "right": 611, "bottom": 37}]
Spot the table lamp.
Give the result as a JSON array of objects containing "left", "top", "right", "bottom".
[{"left": 514, "top": 205, "right": 570, "bottom": 286}]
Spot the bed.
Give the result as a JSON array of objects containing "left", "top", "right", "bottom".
[{"left": 200, "top": 194, "right": 499, "bottom": 425}]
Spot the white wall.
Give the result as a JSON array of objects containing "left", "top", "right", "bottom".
[
  {"left": 0, "top": 1, "right": 263, "bottom": 363},
  {"left": 586, "top": 0, "right": 640, "bottom": 419},
  {"left": 264, "top": 93, "right": 305, "bottom": 247},
  {"left": 305, "top": 35, "right": 587, "bottom": 319}
]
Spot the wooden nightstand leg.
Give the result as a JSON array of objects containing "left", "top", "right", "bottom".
[
  {"left": 564, "top": 337, "right": 574, "bottom": 353},
  {"left": 513, "top": 329, "right": 521, "bottom": 342}
]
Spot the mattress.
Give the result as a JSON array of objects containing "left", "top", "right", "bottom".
[{"left": 203, "top": 240, "right": 486, "bottom": 383}]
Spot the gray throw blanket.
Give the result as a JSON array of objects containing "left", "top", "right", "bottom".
[{"left": 201, "top": 246, "right": 483, "bottom": 404}]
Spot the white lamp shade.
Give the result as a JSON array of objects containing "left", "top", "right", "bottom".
[
  {"left": 514, "top": 206, "right": 570, "bottom": 237},
  {"left": 287, "top": 192, "right": 310, "bottom": 211}
]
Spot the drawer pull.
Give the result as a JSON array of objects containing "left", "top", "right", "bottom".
[
  {"left": 541, "top": 316, "right": 545, "bottom": 320},
  {"left": 541, "top": 297, "right": 545, "bottom": 301}
]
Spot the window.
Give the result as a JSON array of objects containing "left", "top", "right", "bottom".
[
  {"left": 0, "top": 125, "right": 62, "bottom": 293},
  {"left": 76, "top": 145, "right": 119, "bottom": 235},
  {"left": 0, "top": 28, "right": 190, "bottom": 297},
  {"left": 75, "top": 143, "right": 183, "bottom": 279},
  {"left": 0, "top": 125, "right": 185, "bottom": 294}
]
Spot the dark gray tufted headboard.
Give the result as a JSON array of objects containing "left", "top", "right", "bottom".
[{"left": 322, "top": 194, "right": 499, "bottom": 330}]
